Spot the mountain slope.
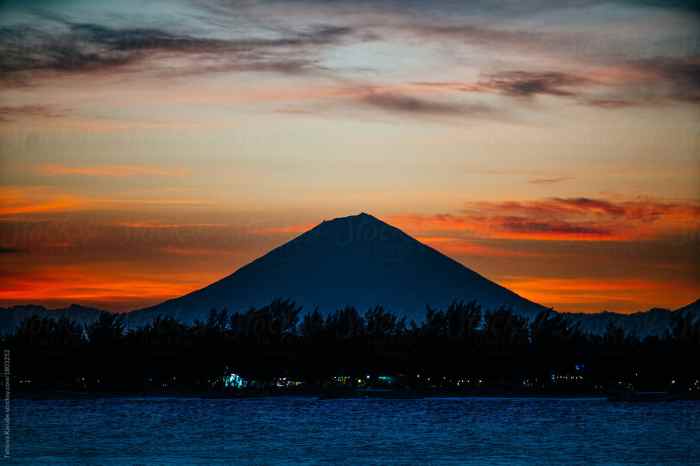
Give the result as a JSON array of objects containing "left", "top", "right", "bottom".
[
  {"left": 675, "top": 298, "right": 700, "bottom": 318},
  {"left": 128, "top": 213, "right": 548, "bottom": 326}
]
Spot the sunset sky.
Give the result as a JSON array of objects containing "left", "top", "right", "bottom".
[{"left": 0, "top": 0, "right": 698, "bottom": 313}]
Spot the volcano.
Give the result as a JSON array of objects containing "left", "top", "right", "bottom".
[{"left": 128, "top": 213, "right": 547, "bottom": 326}]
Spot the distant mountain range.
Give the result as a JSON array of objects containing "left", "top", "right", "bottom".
[
  {"left": 1, "top": 213, "right": 697, "bottom": 337},
  {"left": 0, "top": 304, "right": 105, "bottom": 335},
  {"left": 564, "top": 299, "right": 699, "bottom": 339}
]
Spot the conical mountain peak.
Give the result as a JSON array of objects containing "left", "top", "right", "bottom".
[
  {"left": 298, "top": 212, "right": 409, "bottom": 247},
  {"left": 315, "top": 212, "right": 390, "bottom": 231},
  {"left": 129, "top": 212, "right": 548, "bottom": 326}
]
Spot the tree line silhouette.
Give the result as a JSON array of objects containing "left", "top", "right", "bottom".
[{"left": 2, "top": 299, "right": 699, "bottom": 396}]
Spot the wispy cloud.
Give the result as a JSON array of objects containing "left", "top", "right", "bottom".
[
  {"left": 1, "top": 4, "right": 696, "bottom": 126},
  {"left": 469, "top": 197, "right": 700, "bottom": 240},
  {"left": 0, "top": 21, "right": 357, "bottom": 85},
  {"left": 632, "top": 56, "right": 700, "bottom": 103},
  {"left": 478, "top": 71, "right": 589, "bottom": 98},
  {"left": 0, "top": 105, "right": 65, "bottom": 122},
  {"left": 496, "top": 217, "right": 612, "bottom": 239},
  {"left": 37, "top": 164, "right": 188, "bottom": 178},
  {"left": 0, "top": 187, "right": 87, "bottom": 216},
  {"left": 0, "top": 186, "right": 215, "bottom": 218},
  {"left": 543, "top": 198, "right": 627, "bottom": 216},
  {"left": 391, "top": 197, "right": 700, "bottom": 241},
  {"left": 395, "top": 22, "right": 562, "bottom": 54},
  {"left": 411, "top": 56, "right": 700, "bottom": 109},
  {"left": 358, "top": 90, "right": 492, "bottom": 117},
  {"left": 584, "top": 99, "right": 638, "bottom": 109},
  {"left": 117, "top": 221, "right": 227, "bottom": 230},
  {"left": 528, "top": 177, "right": 573, "bottom": 185}
]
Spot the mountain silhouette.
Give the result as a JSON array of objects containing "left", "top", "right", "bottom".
[
  {"left": 1, "top": 213, "right": 697, "bottom": 335},
  {"left": 128, "top": 212, "right": 548, "bottom": 326},
  {"left": 0, "top": 304, "right": 104, "bottom": 335}
]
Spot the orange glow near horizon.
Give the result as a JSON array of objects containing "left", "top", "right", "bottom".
[
  {"left": 0, "top": 265, "right": 221, "bottom": 312},
  {"left": 0, "top": 206, "right": 697, "bottom": 313},
  {"left": 498, "top": 277, "right": 700, "bottom": 314}
]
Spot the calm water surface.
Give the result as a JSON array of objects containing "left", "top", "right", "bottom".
[{"left": 9, "top": 396, "right": 700, "bottom": 465}]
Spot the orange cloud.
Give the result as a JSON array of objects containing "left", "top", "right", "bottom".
[
  {"left": 0, "top": 186, "right": 213, "bottom": 218},
  {"left": 390, "top": 197, "right": 700, "bottom": 242},
  {"left": 0, "top": 187, "right": 87, "bottom": 216},
  {"left": 391, "top": 212, "right": 615, "bottom": 241}
]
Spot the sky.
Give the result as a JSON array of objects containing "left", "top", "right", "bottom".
[{"left": 0, "top": 0, "right": 698, "bottom": 313}]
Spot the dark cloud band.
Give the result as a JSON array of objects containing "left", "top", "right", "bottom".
[{"left": 0, "top": 22, "right": 356, "bottom": 83}]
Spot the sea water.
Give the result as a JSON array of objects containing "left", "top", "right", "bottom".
[{"left": 8, "top": 396, "right": 700, "bottom": 465}]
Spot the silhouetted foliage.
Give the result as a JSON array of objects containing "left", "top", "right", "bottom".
[
  {"left": 88, "top": 312, "right": 125, "bottom": 344},
  {"left": 326, "top": 306, "right": 365, "bottom": 339},
  {"left": 300, "top": 308, "right": 325, "bottom": 339},
  {"left": 2, "top": 298, "right": 698, "bottom": 395},
  {"left": 365, "top": 305, "right": 405, "bottom": 338}
]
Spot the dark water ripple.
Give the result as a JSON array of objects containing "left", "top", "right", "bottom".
[{"left": 8, "top": 397, "right": 700, "bottom": 465}]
